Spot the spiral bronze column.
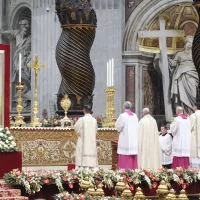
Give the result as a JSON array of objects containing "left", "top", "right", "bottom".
[
  {"left": 55, "top": 0, "right": 97, "bottom": 112},
  {"left": 192, "top": 0, "right": 200, "bottom": 99}
]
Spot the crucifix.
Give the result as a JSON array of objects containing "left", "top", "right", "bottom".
[
  {"left": 28, "top": 54, "right": 46, "bottom": 127},
  {"left": 138, "top": 16, "right": 184, "bottom": 121}
]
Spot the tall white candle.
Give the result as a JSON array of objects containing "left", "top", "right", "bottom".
[
  {"left": 109, "top": 59, "right": 112, "bottom": 87},
  {"left": 19, "top": 53, "right": 21, "bottom": 82},
  {"left": 111, "top": 58, "right": 114, "bottom": 86},
  {"left": 107, "top": 61, "right": 109, "bottom": 87}
]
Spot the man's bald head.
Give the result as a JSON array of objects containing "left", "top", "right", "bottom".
[{"left": 176, "top": 106, "right": 183, "bottom": 115}]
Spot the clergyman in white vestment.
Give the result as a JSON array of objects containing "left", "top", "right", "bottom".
[
  {"left": 159, "top": 125, "right": 173, "bottom": 169},
  {"left": 170, "top": 107, "right": 191, "bottom": 169},
  {"left": 116, "top": 101, "right": 138, "bottom": 170},
  {"left": 74, "top": 105, "right": 98, "bottom": 169},
  {"left": 138, "top": 108, "right": 162, "bottom": 169},
  {"left": 190, "top": 101, "right": 200, "bottom": 169}
]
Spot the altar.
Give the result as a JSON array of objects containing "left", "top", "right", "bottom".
[{"left": 10, "top": 127, "right": 118, "bottom": 166}]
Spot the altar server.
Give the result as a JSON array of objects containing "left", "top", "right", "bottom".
[
  {"left": 170, "top": 106, "right": 191, "bottom": 169},
  {"left": 74, "top": 105, "right": 98, "bottom": 170},
  {"left": 138, "top": 108, "right": 162, "bottom": 169},
  {"left": 159, "top": 125, "right": 173, "bottom": 169},
  {"left": 116, "top": 101, "right": 139, "bottom": 170},
  {"left": 190, "top": 100, "right": 200, "bottom": 169}
]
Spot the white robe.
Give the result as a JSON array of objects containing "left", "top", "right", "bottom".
[
  {"left": 190, "top": 110, "right": 200, "bottom": 169},
  {"left": 116, "top": 112, "right": 138, "bottom": 155},
  {"left": 159, "top": 133, "right": 173, "bottom": 165},
  {"left": 170, "top": 116, "right": 191, "bottom": 157},
  {"left": 74, "top": 114, "right": 98, "bottom": 168},
  {"left": 138, "top": 114, "right": 162, "bottom": 169}
]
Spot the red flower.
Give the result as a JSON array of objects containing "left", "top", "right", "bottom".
[
  {"left": 62, "top": 176, "right": 67, "bottom": 182},
  {"left": 130, "top": 184, "right": 134, "bottom": 191},
  {"left": 127, "top": 177, "right": 132, "bottom": 182},
  {"left": 43, "top": 178, "right": 51, "bottom": 184},
  {"left": 180, "top": 178, "right": 184, "bottom": 184},
  {"left": 152, "top": 182, "right": 158, "bottom": 188},
  {"left": 73, "top": 175, "right": 78, "bottom": 179},
  {"left": 122, "top": 174, "right": 126, "bottom": 178},
  {"left": 69, "top": 182, "right": 74, "bottom": 188},
  {"left": 98, "top": 181, "right": 102, "bottom": 185},
  {"left": 177, "top": 172, "right": 181, "bottom": 177},
  {"left": 26, "top": 177, "right": 31, "bottom": 182},
  {"left": 182, "top": 184, "right": 187, "bottom": 189}
]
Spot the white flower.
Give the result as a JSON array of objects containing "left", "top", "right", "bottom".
[
  {"left": 6, "top": 130, "right": 10, "bottom": 134},
  {"left": 11, "top": 141, "right": 16, "bottom": 146},
  {"left": 8, "top": 136, "right": 13, "bottom": 140}
]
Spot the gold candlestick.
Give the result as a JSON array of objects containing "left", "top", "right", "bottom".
[
  {"left": 28, "top": 54, "right": 46, "bottom": 127},
  {"left": 14, "top": 82, "right": 25, "bottom": 127},
  {"left": 103, "top": 86, "right": 116, "bottom": 128}
]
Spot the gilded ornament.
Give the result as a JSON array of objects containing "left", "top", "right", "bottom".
[
  {"left": 60, "top": 95, "right": 71, "bottom": 121},
  {"left": 95, "top": 184, "right": 104, "bottom": 197},
  {"left": 27, "top": 54, "right": 46, "bottom": 127},
  {"left": 178, "top": 190, "right": 188, "bottom": 200},
  {"left": 134, "top": 187, "right": 145, "bottom": 200},
  {"left": 103, "top": 86, "right": 116, "bottom": 128},
  {"left": 80, "top": 179, "right": 90, "bottom": 189},
  {"left": 157, "top": 180, "right": 169, "bottom": 200},
  {"left": 87, "top": 184, "right": 96, "bottom": 196},
  {"left": 115, "top": 178, "right": 126, "bottom": 191},
  {"left": 14, "top": 83, "right": 25, "bottom": 127},
  {"left": 166, "top": 189, "right": 177, "bottom": 200},
  {"left": 121, "top": 185, "right": 133, "bottom": 198}
]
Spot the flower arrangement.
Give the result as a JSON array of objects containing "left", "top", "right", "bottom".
[
  {"left": 40, "top": 116, "right": 104, "bottom": 128},
  {"left": 52, "top": 192, "right": 128, "bottom": 200},
  {"left": 3, "top": 168, "right": 200, "bottom": 195},
  {"left": 0, "top": 127, "right": 17, "bottom": 152}
]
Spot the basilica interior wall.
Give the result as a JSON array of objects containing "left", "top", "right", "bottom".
[{"left": 1, "top": 0, "right": 125, "bottom": 119}]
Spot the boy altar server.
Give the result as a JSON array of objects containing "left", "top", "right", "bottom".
[{"left": 159, "top": 125, "right": 173, "bottom": 169}]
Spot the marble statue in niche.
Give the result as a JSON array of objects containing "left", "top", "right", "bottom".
[
  {"left": 154, "top": 36, "right": 199, "bottom": 114},
  {"left": 169, "top": 36, "right": 199, "bottom": 113},
  {"left": 0, "top": 19, "right": 31, "bottom": 111}
]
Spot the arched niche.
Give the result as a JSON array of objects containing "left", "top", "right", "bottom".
[
  {"left": 123, "top": 0, "right": 193, "bottom": 51},
  {"left": 9, "top": 4, "right": 32, "bottom": 119}
]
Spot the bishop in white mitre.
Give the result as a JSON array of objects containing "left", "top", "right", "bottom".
[
  {"left": 190, "top": 100, "right": 200, "bottom": 169},
  {"left": 170, "top": 107, "right": 191, "bottom": 169},
  {"left": 116, "top": 101, "right": 138, "bottom": 170},
  {"left": 138, "top": 108, "right": 162, "bottom": 169},
  {"left": 74, "top": 105, "right": 98, "bottom": 170}
]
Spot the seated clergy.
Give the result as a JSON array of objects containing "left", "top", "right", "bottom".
[
  {"left": 159, "top": 125, "right": 173, "bottom": 169},
  {"left": 170, "top": 106, "right": 191, "bottom": 169},
  {"left": 74, "top": 105, "right": 98, "bottom": 170},
  {"left": 115, "top": 101, "right": 139, "bottom": 170}
]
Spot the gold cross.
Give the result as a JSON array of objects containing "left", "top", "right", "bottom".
[{"left": 27, "top": 54, "right": 46, "bottom": 71}]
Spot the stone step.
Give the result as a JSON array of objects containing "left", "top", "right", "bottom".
[
  {"left": 0, "top": 181, "right": 12, "bottom": 190},
  {"left": 0, "top": 190, "right": 21, "bottom": 197},
  {"left": 0, "top": 197, "right": 28, "bottom": 200}
]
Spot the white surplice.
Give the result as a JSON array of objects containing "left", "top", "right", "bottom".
[
  {"left": 116, "top": 112, "right": 138, "bottom": 155},
  {"left": 190, "top": 110, "right": 200, "bottom": 169},
  {"left": 74, "top": 114, "right": 98, "bottom": 168},
  {"left": 138, "top": 114, "right": 162, "bottom": 169},
  {"left": 170, "top": 116, "right": 191, "bottom": 157},
  {"left": 159, "top": 133, "right": 173, "bottom": 165}
]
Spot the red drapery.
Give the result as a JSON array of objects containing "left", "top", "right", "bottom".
[
  {"left": 0, "top": 152, "right": 22, "bottom": 178},
  {"left": 0, "top": 44, "right": 10, "bottom": 128}
]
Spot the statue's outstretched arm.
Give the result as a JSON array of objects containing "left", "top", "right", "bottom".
[{"left": 0, "top": 29, "right": 14, "bottom": 37}]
